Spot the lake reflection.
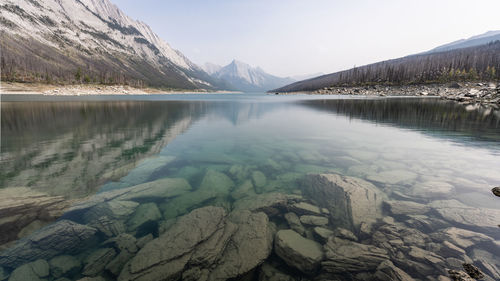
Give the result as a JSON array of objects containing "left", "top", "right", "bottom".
[{"left": 0, "top": 95, "right": 499, "bottom": 281}]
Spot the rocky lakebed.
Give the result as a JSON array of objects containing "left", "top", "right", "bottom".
[{"left": 0, "top": 167, "right": 498, "bottom": 281}]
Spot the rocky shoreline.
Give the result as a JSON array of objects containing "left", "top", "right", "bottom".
[{"left": 276, "top": 82, "right": 500, "bottom": 108}]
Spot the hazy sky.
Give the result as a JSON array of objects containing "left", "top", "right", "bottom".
[{"left": 112, "top": 0, "right": 500, "bottom": 77}]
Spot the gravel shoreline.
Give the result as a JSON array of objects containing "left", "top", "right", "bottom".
[{"left": 276, "top": 82, "right": 500, "bottom": 108}]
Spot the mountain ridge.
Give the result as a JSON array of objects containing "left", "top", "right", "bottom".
[
  {"left": 273, "top": 32, "right": 500, "bottom": 92},
  {"left": 0, "top": 0, "right": 222, "bottom": 90}
]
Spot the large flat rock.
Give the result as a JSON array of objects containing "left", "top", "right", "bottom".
[
  {"left": 118, "top": 206, "right": 273, "bottom": 281},
  {"left": 0, "top": 220, "right": 96, "bottom": 268},
  {"left": 322, "top": 237, "right": 389, "bottom": 273},
  {"left": 274, "top": 229, "right": 324, "bottom": 273},
  {"left": 302, "top": 174, "right": 384, "bottom": 231}
]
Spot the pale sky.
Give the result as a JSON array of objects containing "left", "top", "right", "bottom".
[{"left": 112, "top": 0, "right": 500, "bottom": 78}]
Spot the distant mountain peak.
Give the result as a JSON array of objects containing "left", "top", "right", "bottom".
[
  {"left": 427, "top": 30, "right": 500, "bottom": 53},
  {"left": 204, "top": 59, "right": 295, "bottom": 92}
]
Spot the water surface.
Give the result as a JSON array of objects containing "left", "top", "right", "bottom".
[{"left": 1, "top": 94, "right": 499, "bottom": 280}]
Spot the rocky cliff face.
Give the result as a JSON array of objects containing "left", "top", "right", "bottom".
[{"left": 0, "top": 0, "right": 221, "bottom": 89}]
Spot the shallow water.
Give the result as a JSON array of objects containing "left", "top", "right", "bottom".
[{"left": 1, "top": 94, "right": 499, "bottom": 280}]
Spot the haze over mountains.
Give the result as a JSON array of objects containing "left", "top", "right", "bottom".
[
  {"left": 274, "top": 30, "right": 500, "bottom": 92},
  {"left": 202, "top": 60, "right": 295, "bottom": 92}
]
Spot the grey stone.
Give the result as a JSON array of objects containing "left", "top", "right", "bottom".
[
  {"left": 126, "top": 203, "right": 162, "bottom": 231},
  {"left": 385, "top": 200, "right": 431, "bottom": 216},
  {"left": 333, "top": 228, "right": 357, "bottom": 241},
  {"left": 284, "top": 213, "right": 306, "bottom": 236},
  {"left": 117, "top": 177, "right": 191, "bottom": 202},
  {"left": 88, "top": 216, "right": 125, "bottom": 237},
  {"left": 208, "top": 210, "right": 273, "bottom": 280},
  {"left": 322, "top": 237, "right": 389, "bottom": 273},
  {"left": 274, "top": 229, "right": 324, "bottom": 273},
  {"left": 313, "top": 227, "right": 333, "bottom": 243},
  {"left": 233, "top": 192, "right": 288, "bottom": 214},
  {"left": 118, "top": 206, "right": 273, "bottom": 281},
  {"left": 470, "top": 249, "right": 500, "bottom": 280},
  {"left": 299, "top": 215, "right": 329, "bottom": 226},
  {"left": 252, "top": 171, "right": 267, "bottom": 191},
  {"left": 136, "top": 234, "right": 153, "bottom": 249},
  {"left": 289, "top": 202, "right": 322, "bottom": 216},
  {"left": 0, "top": 267, "right": 7, "bottom": 281},
  {"left": 258, "top": 263, "right": 295, "bottom": 281},
  {"left": 0, "top": 220, "right": 96, "bottom": 268},
  {"left": 49, "top": 255, "right": 81, "bottom": 278},
  {"left": 8, "top": 264, "right": 41, "bottom": 281},
  {"left": 118, "top": 207, "right": 227, "bottom": 280},
  {"left": 302, "top": 174, "right": 384, "bottom": 231},
  {"left": 374, "top": 260, "right": 415, "bottom": 281},
  {"left": 433, "top": 227, "right": 494, "bottom": 249},
  {"left": 230, "top": 180, "right": 255, "bottom": 200},
  {"left": 199, "top": 169, "right": 235, "bottom": 194},
  {"left": 430, "top": 200, "right": 500, "bottom": 228},
  {"left": 82, "top": 248, "right": 116, "bottom": 276}
]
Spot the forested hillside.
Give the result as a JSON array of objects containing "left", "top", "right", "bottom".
[{"left": 274, "top": 41, "right": 500, "bottom": 92}]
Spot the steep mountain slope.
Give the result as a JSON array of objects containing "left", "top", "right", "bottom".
[
  {"left": 274, "top": 38, "right": 500, "bottom": 92},
  {"left": 207, "top": 60, "right": 295, "bottom": 92},
  {"left": 427, "top": 30, "right": 500, "bottom": 53},
  {"left": 0, "top": 0, "right": 221, "bottom": 89}
]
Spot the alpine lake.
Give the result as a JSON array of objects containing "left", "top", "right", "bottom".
[{"left": 0, "top": 93, "right": 499, "bottom": 281}]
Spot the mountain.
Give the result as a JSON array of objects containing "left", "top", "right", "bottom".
[
  {"left": 201, "top": 62, "right": 223, "bottom": 75},
  {"left": 274, "top": 33, "right": 500, "bottom": 92},
  {"left": 205, "top": 60, "right": 295, "bottom": 92},
  {"left": 427, "top": 30, "right": 500, "bottom": 53},
  {"left": 0, "top": 0, "right": 222, "bottom": 90}
]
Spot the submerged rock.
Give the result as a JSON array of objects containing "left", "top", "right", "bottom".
[
  {"left": 230, "top": 180, "right": 255, "bottom": 200},
  {"left": 258, "top": 263, "right": 295, "bottom": 281},
  {"left": 289, "top": 202, "right": 322, "bottom": 216},
  {"left": 118, "top": 206, "right": 273, "bottom": 281},
  {"left": 274, "top": 229, "right": 324, "bottom": 274},
  {"left": 313, "top": 227, "right": 334, "bottom": 243},
  {"left": 322, "top": 237, "right": 389, "bottom": 273},
  {"left": 0, "top": 187, "right": 70, "bottom": 246},
  {"left": 430, "top": 200, "right": 500, "bottom": 228},
  {"left": 299, "top": 215, "right": 329, "bottom": 226},
  {"left": 374, "top": 260, "right": 415, "bottom": 281},
  {"left": 385, "top": 200, "right": 430, "bottom": 216},
  {"left": 233, "top": 192, "right": 289, "bottom": 214},
  {"left": 284, "top": 213, "right": 306, "bottom": 236},
  {"left": 302, "top": 174, "right": 384, "bottom": 231},
  {"left": 49, "top": 255, "right": 81, "bottom": 278},
  {"left": 7, "top": 259, "right": 49, "bottom": 281},
  {"left": 0, "top": 220, "right": 97, "bottom": 268},
  {"left": 126, "top": 203, "right": 162, "bottom": 231},
  {"left": 252, "top": 171, "right": 267, "bottom": 192},
  {"left": 433, "top": 227, "right": 495, "bottom": 249},
  {"left": 82, "top": 248, "right": 116, "bottom": 276}
]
